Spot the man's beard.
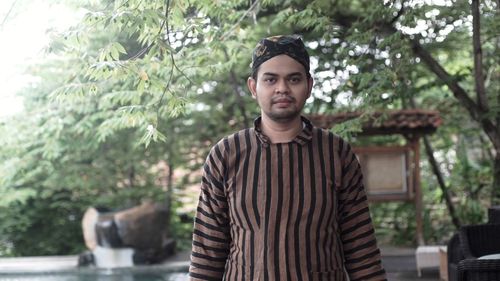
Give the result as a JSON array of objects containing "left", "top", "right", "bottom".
[{"left": 265, "top": 96, "right": 302, "bottom": 123}]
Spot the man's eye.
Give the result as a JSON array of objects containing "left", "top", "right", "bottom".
[
  {"left": 264, "top": 77, "right": 276, "bottom": 83},
  {"left": 289, "top": 77, "right": 301, "bottom": 83}
]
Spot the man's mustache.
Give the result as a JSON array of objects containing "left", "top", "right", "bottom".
[{"left": 271, "top": 96, "right": 295, "bottom": 104}]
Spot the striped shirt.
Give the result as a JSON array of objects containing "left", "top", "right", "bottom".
[{"left": 189, "top": 116, "right": 387, "bottom": 281}]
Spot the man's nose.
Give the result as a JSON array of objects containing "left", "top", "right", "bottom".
[{"left": 275, "top": 79, "right": 290, "bottom": 94}]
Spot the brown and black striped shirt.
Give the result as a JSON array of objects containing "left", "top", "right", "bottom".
[{"left": 189, "top": 117, "right": 386, "bottom": 281}]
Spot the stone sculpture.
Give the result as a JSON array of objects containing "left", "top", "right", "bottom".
[{"left": 80, "top": 201, "right": 175, "bottom": 267}]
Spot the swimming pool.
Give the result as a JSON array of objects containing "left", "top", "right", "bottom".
[
  {"left": 0, "top": 272, "right": 188, "bottom": 281},
  {"left": 0, "top": 273, "right": 189, "bottom": 281},
  {"left": 0, "top": 264, "right": 190, "bottom": 281}
]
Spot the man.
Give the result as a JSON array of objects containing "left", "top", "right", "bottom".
[{"left": 189, "top": 35, "right": 387, "bottom": 281}]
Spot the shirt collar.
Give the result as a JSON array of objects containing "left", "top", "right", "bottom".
[{"left": 253, "top": 115, "right": 314, "bottom": 147}]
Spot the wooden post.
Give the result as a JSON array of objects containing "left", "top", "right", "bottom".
[{"left": 411, "top": 136, "right": 425, "bottom": 246}]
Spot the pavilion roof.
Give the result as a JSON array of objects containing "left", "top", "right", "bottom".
[{"left": 307, "top": 109, "right": 442, "bottom": 135}]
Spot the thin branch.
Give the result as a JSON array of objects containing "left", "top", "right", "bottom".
[
  {"left": 389, "top": 1, "right": 405, "bottom": 25},
  {"left": 472, "top": 0, "right": 488, "bottom": 111},
  {"left": 162, "top": 0, "right": 193, "bottom": 85},
  {"left": 128, "top": 44, "right": 153, "bottom": 60},
  {"left": 223, "top": 48, "right": 250, "bottom": 128},
  {"left": 81, "top": 1, "right": 140, "bottom": 35},
  {"left": 156, "top": 61, "right": 175, "bottom": 120},
  {"left": 155, "top": 0, "right": 194, "bottom": 122},
  {"left": 219, "top": 0, "right": 260, "bottom": 40},
  {"left": 0, "top": 0, "right": 18, "bottom": 30},
  {"left": 470, "top": 183, "right": 487, "bottom": 199},
  {"left": 423, "top": 136, "right": 461, "bottom": 228},
  {"left": 408, "top": 97, "right": 461, "bottom": 229},
  {"left": 155, "top": 0, "right": 175, "bottom": 121},
  {"left": 407, "top": 37, "right": 477, "bottom": 114},
  {"left": 129, "top": 1, "right": 168, "bottom": 61},
  {"left": 484, "top": 65, "right": 495, "bottom": 89}
]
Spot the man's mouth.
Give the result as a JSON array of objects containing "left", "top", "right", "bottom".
[{"left": 272, "top": 97, "right": 294, "bottom": 105}]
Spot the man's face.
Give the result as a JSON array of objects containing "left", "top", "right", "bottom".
[{"left": 247, "top": 54, "right": 313, "bottom": 123}]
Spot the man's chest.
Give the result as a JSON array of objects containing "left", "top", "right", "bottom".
[{"left": 222, "top": 143, "right": 341, "bottom": 232}]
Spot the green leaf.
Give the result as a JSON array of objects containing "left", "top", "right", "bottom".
[{"left": 139, "top": 124, "right": 167, "bottom": 148}]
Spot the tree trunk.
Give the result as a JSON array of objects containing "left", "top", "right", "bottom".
[
  {"left": 165, "top": 162, "right": 174, "bottom": 236},
  {"left": 409, "top": 97, "right": 461, "bottom": 228},
  {"left": 128, "top": 166, "right": 135, "bottom": 187},
  {"left": 471, "top": 0, "right": 488, "bottom": 110},
  {"left": 336, "top": 2, "right": 500, "bottom": 207},
  {"left": 423, "top": 136, "right": 461, "bottom": 228},
  {"left": 166, "top": 162, "right": 174, "bottom": 203},
  {"left": 492, "top": 153, "right": 500, "bottom": 205},
  {"left": 406, "top": 31, "right": 500, "bottom": 205}
]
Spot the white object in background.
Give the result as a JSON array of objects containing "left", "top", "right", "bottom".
[
  {"left": 415, "top": 245, "right": 443, "bottom": 277},
  {"left": 478, "top": 253, "right": 500, "bottom": 260},
  {"left": 93, "top": 246, "right": 134, "bottom": 268}
]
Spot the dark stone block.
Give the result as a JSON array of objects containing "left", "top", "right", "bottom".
[
  {"left": 95, "top": 218, "right": 123, "bottom": 248},
  {"left": 488, "top": 206, "right": 500, "bottom": 224},
  {"left": 114, "top": 202, "right": 169, "bottom": 250},
  {"left": 133, "top": 239, "right": 176, "bottom": 265},
  {"left": 78, "top": 250, "right": 95, "bottom": 267}
]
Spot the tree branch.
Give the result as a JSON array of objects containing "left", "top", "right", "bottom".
[
  {"left": 334, "top": 9, "right": 500, "bottom": 149},
  {"left": 409, "top": 97, "right": 461, "bottom": 229},
  {"left": 219, "top": 0, "right": 260, "bottom": 40},
  {"left": 407, "top": 36, "right": 500, "bottom": 149},
  {"left": 223, "top": 48, "right": 250, "bottom": 128},
  {"left": 320, "top": 8, "right": 500, "bottom": 149},
  {"left": 423, "top": 136, "right": 461, "bottom": 228},
  {"left": 472, "top": 0, "right": 488, "bottom": 111},
  {"left": 389, "top": 1, "right": 405, "bottom": 25},
  {"left": 0, "top": 0, "right": 17, "bottom": 30},
  {"left": 408, "top": 38, "right": 476, "bottom": 115}
]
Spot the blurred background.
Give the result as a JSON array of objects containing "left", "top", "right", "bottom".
[{"left": 0, "top": 0, "right": 498, "bottom": 260}]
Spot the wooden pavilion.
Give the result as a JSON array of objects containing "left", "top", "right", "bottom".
[{"left": 308, "top": 109, "right": 442, "bottom": 245}]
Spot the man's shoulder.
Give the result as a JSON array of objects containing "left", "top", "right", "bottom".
[
  {"left": 303, "top": 116, "right": 340, "bottom": 140},
  {"left": 211, "top": 128, "right": 255, "bottom": 149},
  {"left": 311, "top": 126, "right": 342, "bottom": 141},
  {"left": 310, "top": 126, "right": 353, "bottom": 151}
]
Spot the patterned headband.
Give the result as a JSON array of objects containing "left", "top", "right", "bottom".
[{"left": 251, "top": 35, "right": 310, "bottom": 74}]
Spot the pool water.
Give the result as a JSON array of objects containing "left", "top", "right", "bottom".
[
  {"left": 0, "top": 272, "right": 189, "bottom": 281},
  {"left": 0, "top": 264, "right": 190, "bottom": 281}
]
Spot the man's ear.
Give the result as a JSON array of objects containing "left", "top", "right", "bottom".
[
  {"left": 307, "top": 76, "right": 314, "bottom": 99},
  {"left": 247, "top": 77, "right": 257, "bottom": 99}
]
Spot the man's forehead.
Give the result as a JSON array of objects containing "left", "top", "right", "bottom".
[
  {"left": 261, "top": 71, "right": 305, "bottom": 77},
  {"left": 257, "top": 55, "right": 307, "bottom": 76}
]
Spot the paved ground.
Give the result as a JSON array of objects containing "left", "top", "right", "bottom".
[
  {"left": 0, "top": 255, "right": 79, "bottom": 272},
  {"left": 163, "top": 246, "right": 441, "bottom": 281},
  {"left": 382, "top": 253, "right": 440, "bottom": 281},
  {"left": 380, "top": 246, "right": 441, "bottom": 281},
  {"left": 0, "top": 246, "right": 442, "bottom": 281}
]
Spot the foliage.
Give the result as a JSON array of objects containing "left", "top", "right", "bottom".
[{"left": 1, "top": 0, "right": 499, "bottom": 255}]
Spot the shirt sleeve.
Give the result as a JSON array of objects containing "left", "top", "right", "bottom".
[
  {"left": 189, "top": 144, "right": 230, "bottom": 281},
  {"left": 338, "top": 141, "right": 387, "bottom": 281}
]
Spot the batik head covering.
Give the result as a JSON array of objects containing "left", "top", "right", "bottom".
[{"left": 251, "top": 35, "right": 310, "bottom": 74}]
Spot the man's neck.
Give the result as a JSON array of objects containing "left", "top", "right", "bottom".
[{"left": 260, "top": 115, "right": 303, "bottom": 144}]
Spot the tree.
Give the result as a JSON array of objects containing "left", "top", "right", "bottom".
[{"left": 1, "top": 0, "right": 498, "bottom": 254}]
